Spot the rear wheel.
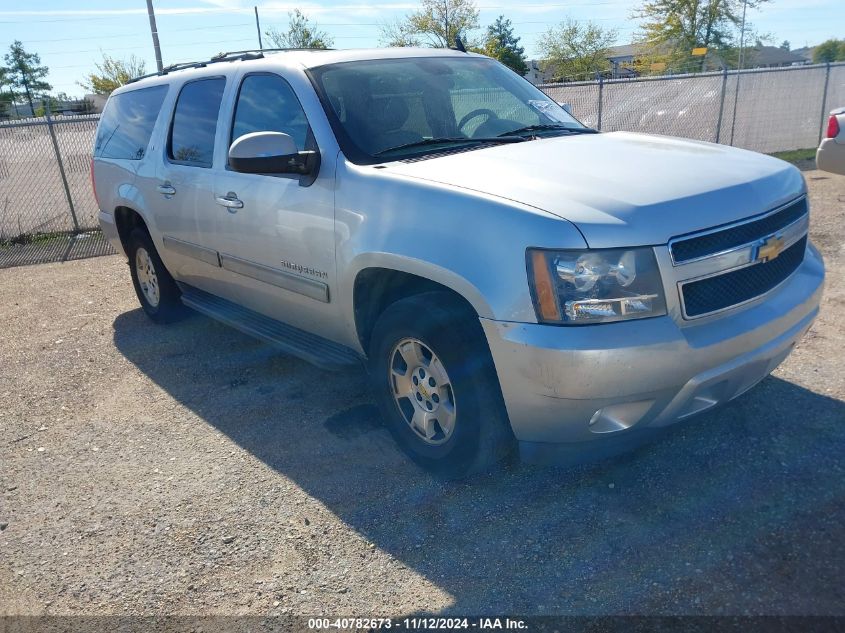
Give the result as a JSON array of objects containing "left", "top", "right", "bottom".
[
  {"left": 127, "top": 228, "right": 184, "bottom": 323},
  {"left": 369, "top": 292, "right": 514, "bottom": 478}
]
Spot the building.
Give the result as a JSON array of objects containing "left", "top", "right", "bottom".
[
  {"left": 744, "top": 45, "right": 809, "bottom": 68},
  {"left": 84, "top": 93, "right": 108, "bottom": 113},
  {"left": 792, "top": 46, "right": 817, "bottom": 64},
  {"left": 607, "top": 43, "right": 645, "bottom": 78},
  {"left": 523, "top": 60, "right": 555, "bottom": 85}
]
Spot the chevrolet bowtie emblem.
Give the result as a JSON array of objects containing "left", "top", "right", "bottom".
[{"left": 756, "top": 235, "right": 786, "bottom": 263}]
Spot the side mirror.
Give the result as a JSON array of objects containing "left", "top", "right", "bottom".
[{"left": 228, "top": 131, "right": 319, "bottom": 176}]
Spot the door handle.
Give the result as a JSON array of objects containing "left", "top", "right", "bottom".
[
  {"left": 215, "top": 192, "right": 244, "bottom": 211},
  {"left": 157, "top": 183, "right": 176, "bottom": 196}
]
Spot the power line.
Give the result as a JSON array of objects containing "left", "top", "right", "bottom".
[
  {"left": 0, "top": 1, "right": 635, "bottom": 24},
  {"left": 47, "top": 30, "right": 573, "bottom": 59},
  {"left": 18, "top": 22, "right": 255, "bottom": 44}
]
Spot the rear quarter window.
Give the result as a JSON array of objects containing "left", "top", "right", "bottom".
[{"left": 94, "top": 85, "right": 168, "bottom": 160}]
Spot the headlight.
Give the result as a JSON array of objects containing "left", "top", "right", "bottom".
[{"left": 527, "top": 247, "right": 667, "bottom": 324}]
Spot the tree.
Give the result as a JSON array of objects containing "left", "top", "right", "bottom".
[
  {"left": 0, "top": 66, "right": 13, "bottom": 114},
  {"left": 813, "top": 39, "right": 845, "bottom": 63},
  {"left": 537, "top": 19, "right": 617, "bottom": 81},
  {"left": 79, "top": 53, "right": 146, "bottom": 94},
  {"left": 265, "top": 9, "right": 333, "bottom": 49},
  {"left": 380, "top": 22, "right": 423, "bottom": 47},
  {"left": 4, "top": 41, "right": 51, "bottom": 112},
  {"left": 634, "top": 0, "right": 771, "bottom": 71},
  {"left": 380, "top": 0, "right": 480, "bottom": 49},
  {"left": 779, "top": 40, "right": 790, "bottom": 51},
  {"left": 482, "top": 15, "right": 527, "bottom": 75}
]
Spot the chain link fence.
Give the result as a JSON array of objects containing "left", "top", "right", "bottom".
[
  {"left": 0, "top": 113, "right": 113, "bottom": 269},
  {"left": 540, "top": 62, "right": 845, "bottom": 153},
  {"left": 1, "top": 61, "right": 842, "bottom": 270}
]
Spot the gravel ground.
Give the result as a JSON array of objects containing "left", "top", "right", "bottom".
[{"left": 1, "top": 168, "right": 843, "bottom": 618}]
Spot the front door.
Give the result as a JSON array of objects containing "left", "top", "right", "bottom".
[{"left": 207, "top": 72, "right": 340, "bottom": 343}]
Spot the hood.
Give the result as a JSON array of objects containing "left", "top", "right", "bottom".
[{"left": 384, "top": 132, "right": 805, "bottom": 247}]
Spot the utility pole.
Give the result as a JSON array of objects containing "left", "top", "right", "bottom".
[
  {"left": 146, "top": 0, "right": 164, "bottom": 72},
  {"left": 254, "top": 6, "right": 263, "bottom": 50}
]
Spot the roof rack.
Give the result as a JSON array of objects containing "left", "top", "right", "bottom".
[
  {"left": 126, "top": 48, "right": 334, "bottom": 84},
  {"left": 211, "top": 47, "right": 334, "bottom": 60}
]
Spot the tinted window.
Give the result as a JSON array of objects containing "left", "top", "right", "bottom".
[
  {"left": 168, "top": 78, "right": 226, "bottom": 167},
  {"left": 311, "top": 57, "right": 584, "bottom": 163},
  {"left": 95, "top": 85, "right": 167, "bottom": 160},
  {"left": 231, "top": 74, "right": 309, "bottom": 151}
]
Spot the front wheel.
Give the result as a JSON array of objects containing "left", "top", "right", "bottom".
[{"left": 369, "top": 292, "right": 514, "bottom": 478}]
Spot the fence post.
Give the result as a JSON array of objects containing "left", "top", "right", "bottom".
[
  {"left": 44, "top": 98, "right": 80, "bottom": 234},
  {"left": 819, "top": 62, "right": 832, "bottom": 145},
  {"left": 597, "top": 74, "right": 604, "bottom": 131},
  {"left": 728, "top": 68, "right": 742, "bottom": 147},
  {"left": 715, "top": 66, "right": 728, "bottom": 144}
]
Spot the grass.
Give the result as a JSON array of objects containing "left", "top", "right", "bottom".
[
  {"left": 770, "top": 148, "right": 817, "bottom": 164},
  {"left": 0, "top": 230, "right": 70, "bottom": 248}
]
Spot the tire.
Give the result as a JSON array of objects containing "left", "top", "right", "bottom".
[
  {"left": 368, "top": 291, "right": 515, "bottom": 478},
  {"left": 127, "top": 228, "right": 185, "bottom": 323}
]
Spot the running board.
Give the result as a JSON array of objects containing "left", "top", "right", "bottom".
[{"left": 179, "top": 285, "right": 362, "bottom": 371}]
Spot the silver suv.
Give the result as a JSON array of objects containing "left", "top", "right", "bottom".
[{"left": 93, "top": 48, "right": 825, "bottom": 477}]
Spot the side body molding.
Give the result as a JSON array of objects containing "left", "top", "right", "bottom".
[
  {"left": 162, "top": 236, "right": 221, "bottom": 268},
  {"left": 219, "top": 253, "right": 330, "bottom": 303}
]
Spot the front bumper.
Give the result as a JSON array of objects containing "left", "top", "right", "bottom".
[{"left": 481, "top": 242, "right": 825, "bottom": 462}]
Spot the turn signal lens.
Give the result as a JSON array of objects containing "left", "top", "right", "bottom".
[{"left": 530, "top": 249, "right": 562, "bottom": 322}]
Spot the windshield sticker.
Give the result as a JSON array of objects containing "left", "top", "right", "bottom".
[{"left": 528, "top": 100, "right": 569, "bottom": 123}]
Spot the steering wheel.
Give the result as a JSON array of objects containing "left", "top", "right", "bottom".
[{"left": 458, "top": 109, "right": 499, "bottom": 135}]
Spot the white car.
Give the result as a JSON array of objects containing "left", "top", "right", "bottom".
[{"left": 817, "top": 108, "right": 845, "bottom": 175}]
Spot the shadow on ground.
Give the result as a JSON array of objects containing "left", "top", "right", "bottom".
[{"left": 113, "top": 308, "right": 845, "bottom": 615}]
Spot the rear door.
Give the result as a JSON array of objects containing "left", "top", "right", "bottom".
[
  {"left": 207, "top": 71, "right": 341, "bottom": 342},
  {"left": 152, "top": 76, "right": 227, "bottom": 289}
]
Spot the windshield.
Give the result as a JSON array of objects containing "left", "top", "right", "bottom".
[{"left": 309, "top": 56, "right": 586, "bottom": 164}]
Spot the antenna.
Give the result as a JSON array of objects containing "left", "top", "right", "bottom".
[{"left": 454, "top": 35, "right": 467, "bottom": 53}]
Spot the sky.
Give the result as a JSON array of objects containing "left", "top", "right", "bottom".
[{"left": 0, "top": 0, "right": 841, "bottom": 96}]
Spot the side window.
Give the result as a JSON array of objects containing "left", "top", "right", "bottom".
[
  {"left": 231, "top": 74, "right": 310, "bottom": 152},
  {"left": 95, "top": 85, "right": 168, "bottom": 160},
  {"left": 168, "top": 78, "right": 226, "bottom": 167}
]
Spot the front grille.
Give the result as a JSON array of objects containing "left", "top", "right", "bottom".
[
  {"left": 671, "top": 197, "right": 808, "bottom": 264},
  {"left": 681, "top": 236, "right": 807, "bottom": 318}
]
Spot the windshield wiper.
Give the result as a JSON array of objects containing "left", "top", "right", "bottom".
[
  {"left": 374, "top": 135, "right": 525, "bottom": 157},
  {"left": 498, "top": 124, "right": 598, "bottom": 137}
]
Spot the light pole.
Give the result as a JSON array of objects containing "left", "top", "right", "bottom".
[{"left": 146, "top": 0, "right": 164, "bottom": 72}]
